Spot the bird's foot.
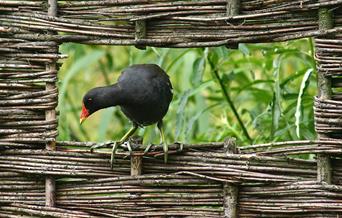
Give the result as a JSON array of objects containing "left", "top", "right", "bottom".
[
  {"left": 121, "top": 141, "right": 134, "bottom": 158},
  {"left": 110, "top": 141, "right": 136, "bottom": 169},
  {"left": 90, "top": 141, "right": 115, "bottom": 152},
  {"left": 122, "top": 139, "right": 142, "bottom": 151},
  {"left": 177, "top": 142, "right": 184, "bottom": 152},
  {"left": 143, "top": 143, "right": 153, "bottom": 155},
  {"left": 154, "top": 143, "right": 183, "bottom": 163}
]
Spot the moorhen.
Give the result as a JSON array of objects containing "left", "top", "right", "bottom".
[{"left": 80, "top": 64, "right": 173, "bottom": 167}]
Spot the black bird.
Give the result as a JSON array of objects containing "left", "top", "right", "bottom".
[{"left": 80, "top": 64, "right": 173, "bottom": 166}]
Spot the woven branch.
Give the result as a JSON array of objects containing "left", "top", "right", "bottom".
[
  {"left": 0, "top": 0, "right": 342, "bottom": 217},
  {"left": 0, "top": 1, "right": 341, "bottom": 47}
]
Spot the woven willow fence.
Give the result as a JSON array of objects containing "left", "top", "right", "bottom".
[{"left": 0, "top": 0, "right": 341, "bottom": 217}]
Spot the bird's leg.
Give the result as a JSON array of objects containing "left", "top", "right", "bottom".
[
  {"left": 157, "top": 120, "right": 168, "bottom": 163},
  {"left": 143, "top": 143, "right": 153, "bottom": 154},
  {"left": 111, "top": 124, "right": 138, "bottom": 169},
  {"left": 177, "top": 143, "right": 184, "bottom": 152},
  {"left": 122, "top": 141, "right": 133, "bottom": 153}
]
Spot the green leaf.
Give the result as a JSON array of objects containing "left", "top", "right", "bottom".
[
  {"left": 295, "top": 68, "right": 313, "bottom": 138},
  {"left": 175, "top": 80, "right": 214, "bottom": 140},
  {"left": 158, "top": 48, "right": 170, "bottom": 67},
  {"left": 239, "top": 43, "right": 250, "bottom": 56},
  {"left": 236, "top": 79, "right": 274, "bottom": 95},
  {"left": 271, "top": 55, "right": 282, "bottom": 137},
  {"left": 280, "top": 69, "right": 307, "bottom": 88},
  {"left": 185, "top": 103, "right": 219, "bottom": 141},
  {"left": 175, "top": 90, "right": 191, "bottom": 140},
  {"left": 191, "top": 48, "right": 208, "bottom": 86},
  {"left": 98, "top": 108, "right": 114, "bottom": 141},
  {"left": 58, "top": 50, "right": 106, "bottom": 107},
  {"left": 207, "top": 48, "right": 220, "bottom": 66},
  {"left": 173, "top": 80, "right": 214, "bottom": 105},
  {"left": 165, "top": 49, "right": 191, "bottom": 72},
  {"left": 150, "top": 47, "right": 161, "bottom": 57}
]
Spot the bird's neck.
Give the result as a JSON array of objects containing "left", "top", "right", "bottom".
[{"left": 96, "top": 84, "right": 123, "bottom": 108}]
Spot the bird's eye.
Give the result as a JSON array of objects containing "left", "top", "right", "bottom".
[{"left": 88, "top": 98, "right": 92, "bottom": 101}]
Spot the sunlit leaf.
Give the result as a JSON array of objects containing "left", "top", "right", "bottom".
[
  {"left": 191, "top": 48, "right": 208, "bottom": 86},
  {"left": 239, "top": 43, "right": 250, "bottom": 56},
  {"left": 185, "top": 103, "right": 219, "bottom": 141},
  {"left": 271, "top": 55, "right": 282, "bottom": 137},
  {"left": 98, "top": 108, "right": 115, "bottom": 141},
  {"left": 59, "top": 50, "right": 106, "bottom": 106},
  {"left": 175, "top": 90, "right": 191, "bottom": 140},
  {"left": 295, "top": 68, "right": 313, "bottom": 138}
]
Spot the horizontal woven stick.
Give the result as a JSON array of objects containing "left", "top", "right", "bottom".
[
  {"left": 1, "top": 203, "right": 93, "bottom": 218},
  {"left": 0, "top": 148, "right": 316, "bottom": 181},
  {"left": 57, "top": 140, "right": 225, "bottom": 150}
]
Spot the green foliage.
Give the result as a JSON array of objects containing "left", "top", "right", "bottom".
[
  {"left": 295, "top": 69, "right": 314, "bottom": 138},
  {"left": 58, "top": 39, "right": 317, "bottom": 146}
]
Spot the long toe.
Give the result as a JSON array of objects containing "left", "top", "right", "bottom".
[
  {"left": 90, "top": 141, "right": 114, "bottom": 152},
  {"left": 143, "top": 144, "right": 153, "bottom": 155},
  {"left": 126, "top": 141, "right": 134, "bottom": 156}
]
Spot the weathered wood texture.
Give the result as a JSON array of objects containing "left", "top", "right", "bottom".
[
  {"left": 45, "top": 0, "right": 58, "bottom": 208},
  {"left": 0, "top": 0, "right": 341, "bottom": 217},
  {"left": 0, "top": 143, "right": 341, "bottom": 217},
  {"left": 0, "top": 1, "right": 341, "bottom": 47},
  {"left": 223, "top": 139, "right": 239, "bottom": 218}
]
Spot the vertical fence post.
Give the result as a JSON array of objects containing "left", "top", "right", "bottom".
[
  {"left": 223, "top": 139, "right": 239, "bottom": 218},
  {"left": 131, "top": 156, "right": 143, "bottom": 176},
  {"left": 45, "top": 0, "right": 58, "bottom": 207},
  {"left": 135, "top": 20, "right": 146, "bottom": 50},
  {"left": 226, "top": 0, "right": 240, "bottom": 17},
  {"left": 316, "top": 3, "right": 334, "bottom": 184},
  {"left": 225, "top": 0, "right": 240, "bottom": 49},
  {"left": 130, "top": 150, "right": 143, "bottom": 202},
  {"left": 130, "top": 138, "right": 143, "bottom": 176}
]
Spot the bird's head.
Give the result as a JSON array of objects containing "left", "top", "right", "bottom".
[
  {"left": 80, "top": 85, "right": 121, "bottom": 124},
  {"left": 80, "top": 102, "right": 90, "bottom": 124},
  {"left": 80, "top": 88, "right": 102, "bottom": 124}
]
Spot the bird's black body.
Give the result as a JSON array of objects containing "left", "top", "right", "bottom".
[
  {"left": 83, "top": 64, "right": 173, "bottom": 126},
  {"left": 82, "top": 64, "right": 173, "bottom": 165},
  {"left": 118, "top": 64, "right": 172, "bottom": 126}
]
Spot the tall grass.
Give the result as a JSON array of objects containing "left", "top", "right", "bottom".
[{"left": 58, "top": 39, "right": 317, "bottom": 146}]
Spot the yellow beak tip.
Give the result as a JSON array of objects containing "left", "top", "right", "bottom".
[{"left": 80, "top": 118, "right": 85, "bottom": 124}]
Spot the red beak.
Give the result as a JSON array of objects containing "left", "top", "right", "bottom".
[{"left": 80, "top": 103, "right": 89, "bottom": 124}]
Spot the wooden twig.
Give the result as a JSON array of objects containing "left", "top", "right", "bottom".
[
  {"left": 316, "top": 1, "right": 335, "bottom": 184},
  {"left": 45, "top": 0, "right": 58, "bottom": 208}
]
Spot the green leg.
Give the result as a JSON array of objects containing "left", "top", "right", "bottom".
[
  {"left": 157, "top": 120, "right": 168, "bottom": 163},
  {"left": 111, "top": 124, "right": 138, "bottom": 169},
  {"left": 143, "top": 143, "right": 153, "bottom": 154}
]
